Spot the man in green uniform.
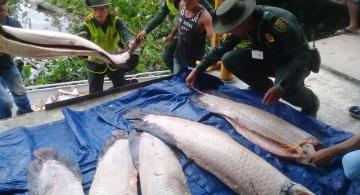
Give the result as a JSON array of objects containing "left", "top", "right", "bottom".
[
  {"left": 80, "top": 0, "right": 139, "bottom": 93},
  {"left": 136, "top": 0, "right": 213, "bottom": 72},
  {"left": 186, "top": 0, "right": 320, "bottom": 117}
]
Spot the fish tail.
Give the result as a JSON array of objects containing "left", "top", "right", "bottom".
[{"left": 124, "top": 108, "right": 178, "bottom": 148}]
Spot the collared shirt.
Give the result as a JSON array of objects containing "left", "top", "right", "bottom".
[
  {"left": 196, "top": 5, "right": 311, "bottom": 87},
  {"left": 0, "top": 16, "right": 22, "bottom": 68}
]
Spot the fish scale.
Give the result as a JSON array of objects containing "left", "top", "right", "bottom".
[
  {"left": 136, "top": 114, "right": 314, "bottom": 195},
  {"left": 89, "top": 132, "right": 138, "bottom": 195},
  {"left": 138, "top": 132, "right": 190, "bottom": 195}
]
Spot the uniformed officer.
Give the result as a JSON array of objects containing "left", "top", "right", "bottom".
[
  {"left": 80, "top": 0, "right": 139, "bottom": 94},
  {"left": 136, "top": 0, "right": 214, "bottom": 72},
  {"left": 186, "top": 0, "right": 320, "bottom": 117}
]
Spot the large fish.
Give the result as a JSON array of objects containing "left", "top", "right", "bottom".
[
  {"left": 89, "top": 131, "right": 138, "bottom": 195},
  {"left": 192, "top": 92, "right": 320, "bottom": 165},
  {"left": 130, "top": 132, "right": 190, "bottom": 195},
  {"left": 125, "top": 110, "right": 314, "bottom": 195},
  {"left": 0, "top": 25, "right": 133, "bottom": 69},
  {"left": 27, "top": 148, "right": 84, "bottom": 195}
]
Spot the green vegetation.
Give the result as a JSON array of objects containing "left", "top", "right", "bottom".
[
  {"left": 8, "top": 0, "right": 173, "bottom": 86},
  {"left": 7, "top": 0, "right": 347, "bottom": 86}
]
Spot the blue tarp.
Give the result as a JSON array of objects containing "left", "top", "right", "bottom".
[{"left": 0, "top": 72, "right": 359, "bottom": 195}]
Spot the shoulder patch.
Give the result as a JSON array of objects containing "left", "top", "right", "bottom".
[{"left": 273, "top": 17, "right": 288, "bottom": 32}]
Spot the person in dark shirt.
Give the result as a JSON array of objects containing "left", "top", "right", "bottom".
[
  {"left": 79, "top": 0, "right": 139, "bottom": 94},
  {"left": 0, "top": 0, "right": 33, "bottom": 120},
  {"left": 186, "top": 0, "right": 320, "bottom": 117},
  {"left": 310, "top": 134, "right": 360, "bottom": 181},
  {"left": 172, "top": 0, "right": 213, "bottom": 73},
  {"left": 136, "top": 0, "right": 213, "bottom": 72}
]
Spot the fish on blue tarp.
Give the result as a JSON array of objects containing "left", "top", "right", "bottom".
[{"left": 124, "top": 108, "right": 315, "bottom": 195}]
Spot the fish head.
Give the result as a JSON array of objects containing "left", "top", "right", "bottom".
[
  {"left": 288, "top": 183, "right": 315, "bottom": 195},
  {"left": 295, "top": 143, "right": 317, "bottom": 167}
]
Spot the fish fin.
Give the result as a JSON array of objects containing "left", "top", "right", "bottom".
[
  {"left": 128, "top": 130, "right": 141, "bottom": 168},
  {"left": 205, "top": 89, "right": 236, "bottom": 100},
  {"left": 288, "top": 183, "right": 315, "bottom": 195},
  {"left": 124, "top": 108, "right": 178, "bottom": 147},
  {"left": 28, "top": 148, "right": 82, "bottom": 194},
  {"left": 190, "top": 94, "right": 208, "bottom": 109}
]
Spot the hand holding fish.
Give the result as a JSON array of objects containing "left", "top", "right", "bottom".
[
  {"left": 186, "top": 68, "right": 198, "bottom": 87},
  {"left": 136, "top": 31, "right": 147, "bottom": 41},
  {"left": 309, "top": 148, "right": 335, "bottom": 166},
  {"left": 262, "top": 86, "right": 284, "bottom": 105}
]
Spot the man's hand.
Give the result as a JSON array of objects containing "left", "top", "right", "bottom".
[
  {"left": 137, "top": 31, "right": 147, "bottom": 41},
  {"left": 165, "top": 32, "right": 175, "bottom": 44},
  {"left": 186, "top": 69, "right": 198, "bottom": 87},
  {"left": 128, "top": 40, "right": 136, "bottom": 49},
  {"left": 262, "top": 86, "right": 284, "bottom": 105},
  {"left": 309, "top": 148, "right": 335, "bottom": 166}
]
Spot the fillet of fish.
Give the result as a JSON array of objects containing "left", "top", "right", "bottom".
[
  {"left": 0, "top": 25, "right": 131, "bottom": 68},
  {"left": 193, "top": 92, "right": 320, "bottom": 165},
  {"left": 89, "top": 131, "right": 138, "bottom": 195},
  {"left": 27, "top": 148, "right": 84, "bottom": 195},
  {"left": 125, "top": 110, "right": 314, "bottom": 195},
  {"left": 131, "top": 132, "right": 190, "bottom": 195}
]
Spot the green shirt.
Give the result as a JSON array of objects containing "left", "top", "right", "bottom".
[{"left": 196, "top": 5, "right": 312, "bottom": 87}]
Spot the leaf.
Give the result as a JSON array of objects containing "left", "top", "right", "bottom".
[{"left": 21, "top": 64, "right": 32, "bottom": 79}]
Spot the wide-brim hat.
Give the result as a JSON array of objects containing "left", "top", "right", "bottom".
[
  {"left": 85, "top": 0, "right": 111, "bottom": 8},
  {"left": 212, "top": 0, "right": 256, "bottom": 34}
]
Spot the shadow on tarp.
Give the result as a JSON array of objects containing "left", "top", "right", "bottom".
[{"left": 0, "top": 70, "right": 358, "bottom": 195}]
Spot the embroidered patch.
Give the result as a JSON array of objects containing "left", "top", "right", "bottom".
[{"left": 274, "top": 17, "right": 288, "bottom": 32}]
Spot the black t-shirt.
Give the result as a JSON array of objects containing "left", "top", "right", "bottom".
[{"left": 174, "top": 6, "right": 206, "bottom": 67}]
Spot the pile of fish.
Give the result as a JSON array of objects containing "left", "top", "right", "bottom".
[
  {"left": 0, "top": 24, "right": 133, "bottom": 69},
  {"left": 27, "top": 92, "right": 320, "bottom": 195}
]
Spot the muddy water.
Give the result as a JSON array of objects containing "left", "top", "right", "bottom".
[{"left": 10, "top": 0, "right": 74, "bottom": 32}]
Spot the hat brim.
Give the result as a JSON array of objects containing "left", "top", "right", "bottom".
[
  {"left": 212, "top": 0, "right": 256, "bottom": 34},
  {"left": 89, "top": 3, "right": 112, "bottom": 8}
]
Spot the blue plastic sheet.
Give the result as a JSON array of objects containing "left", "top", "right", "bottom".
[{"left": 0, "top": 71, "right": 358, "bottom": 195}]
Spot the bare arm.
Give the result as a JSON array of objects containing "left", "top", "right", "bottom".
[
  {"left": 310, "top": 134, "right": 360, "bottom": 166},
  {"left": 330, "top": 134, "right": 360, "bottom": 156},
  {"left": 201, "top": 10, "right": 213, "bottom": 40}
]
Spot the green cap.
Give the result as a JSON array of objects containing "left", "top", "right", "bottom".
[
  {"left": 85, "top": 0, "right": 111, "bottom": 8},
  {"left": 212, "top": 0, "right": 256, "bottom": 34}
]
